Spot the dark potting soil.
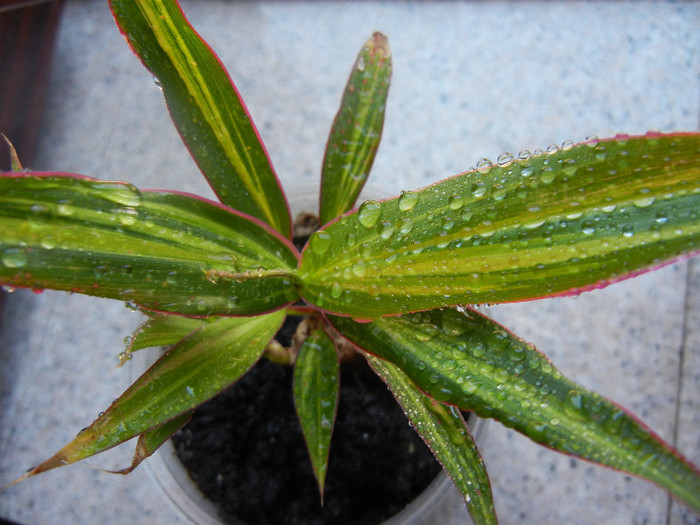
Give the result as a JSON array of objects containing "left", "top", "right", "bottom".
[{"left": 172, "top": 356, "right": 443, "bottom": 525}]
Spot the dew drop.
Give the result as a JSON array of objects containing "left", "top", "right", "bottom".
[
  {"left": 398, "top": 191, "right": 419, "bottom": 212},
  {"left": 357, "top": 200, "right": 382, "bottom": 228},
  {"left": 476, "top": 158, "right": 493, "bottom": 174},
  {"left": 310, "top": 230, "right": 331, "bottom": 255},
  {"left": 440, "top": 310, "right": 467, "bottom": 336},
  {"left": 524, "top": 218, "right": 545, "bottom": 230},
  {"left": 116, "top": 207, "right": 139, "bottom": 226},
  {"left": 496, "top": 152, "right": 514, "bottom": 167},
  {"left": 93, "top": 181, "right": 143, "bottom": 208},
  {"left": 352, "top": 260, "right": 368, "bottom": 277},
  {"left": 581, "top": 221, "right": 596, "bottom": 235},
  {"left": 585, "top": 135, "right": 599, "bottom": 147},
  {"left": 40, "top": 236, "right": 56, "bottom": 250},
  {"left": 633, "top": 190, "right": 656, "bottom": 208},
  {"left": 379, "top": 221, "right": 395, "bottom": 240},
  {"left": 562, "top": 159, "right": 577, "bottom": 176},
  {"left": 488, "top": 329, "right": 509, "bottom": 351},
  {"left": 539, "top": 167, "right": 555, "bottom": 184},
  {"left": 2, "top": 247, "right": 27, "bottom": 268},
  {"left": 359, "top": 242, "right": 373, "bottom": 258},
  {"left": 491, "top": 185, "right": 507, "bottom": 201},
  {"left": 330, "top": 282, "right": 343, "bottom": 298},
  {"left": 398, "top": 217, "right": 414, "bottom": 235},
  {"left": 57, "top": 202, "right": 75, "bottom": 216},
  {"left": 470, "top": 181, "right": 487, "bottom": 198},
  {"left": 448, "top": 193, "right": 465, "bottom": 210},
  {"left": 441, "top": 216, "right": 455, "bottom": 231},
  {"left": 614, "top": 132, "right": 630, "bottom": 145},
  {"left": 566, "top": 390, "right": 583, "bottom": 411},
  {"left": 621, "top": 225, "right": 635, "bottom": 237},
  {"left": 655, "top": 211, "right": 668, "bottom": 224},
  {"left": 28, "top": 203, "right": 52, "bottom": 226},
  {"left": 520, "top": 165, "right": 534, "bottom": 178}
]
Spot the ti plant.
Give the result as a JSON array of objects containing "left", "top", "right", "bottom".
[{"left": 1, "top": 1, "right": 699, "bottom": 523}]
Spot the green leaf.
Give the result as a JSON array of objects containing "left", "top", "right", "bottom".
[
  {"left": 366, "top": 354, "right": 497, "bottom": 525},
  {"left": 329, "top": 308, "right": 700, "bottom": 513},
  {"left": 301, "top": 133, "right": 700, "bottom": 318},
  {"left": 128, "top": 314, "right": 209, "bottom": 352},
  {"left": 293, "top": 326, "right": 339, "bottom": 499},
  {"left": 119, "top": 314, "right": 209, "bottom": 365},
  {"left": 1, "top": 134, "right": 23, "bottom": 171},
  {"left": 110, "top": 0, "right": 291, "bottom": 236},
  {"left": 112, "top": 411, "right": 192, "bottom": 475},
  {"left": 319, "top": 33, "right": 392, "bottom": 225},
  {"left": 0, "top": 173, "right": 299, "bottom": 316},
  {"left": 21, "top": 311, "right": 285, "bottom": 477}
]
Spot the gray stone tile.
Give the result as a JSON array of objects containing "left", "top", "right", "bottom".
[{"left": 670, "top": 258, "right": 700, "bottom": 525}]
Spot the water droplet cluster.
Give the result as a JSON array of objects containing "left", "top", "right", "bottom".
[{"left": 300, "top": 133, "right": 700, "bottom": 316}]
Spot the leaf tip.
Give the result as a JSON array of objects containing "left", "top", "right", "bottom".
[
  {"left": 4, "top": 451, "right": 71, "bottom": 489},
  {"left": 1, "top": 133, "right": 23, "bottom": 171},
  {"left": 368, "top": 32, "right": 390, "bottom": 59}
]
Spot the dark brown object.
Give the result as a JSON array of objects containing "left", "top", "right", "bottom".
[
  {"left": 0, "top": 0, "right": 64, "bottom": 170},
  {"left": 173, "top": 356, "right": 442, "bottom": 525}
]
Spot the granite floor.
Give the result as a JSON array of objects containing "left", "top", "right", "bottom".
[{"left": 1, "top": 1, "right": 699, "bottom": 524}]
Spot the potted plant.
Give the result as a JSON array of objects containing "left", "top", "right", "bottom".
[{"left": 1, "top": 1, "right": 699, "bottom": 524}]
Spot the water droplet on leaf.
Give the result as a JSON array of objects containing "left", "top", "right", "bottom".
[
  {"left": 330, "top": 282, "right": 343, "bottom": 298},
  {"left": 310, "top": 230, "right": 331, "bottom": 255},
  {"left": 476, "top": 158, "right": 493, "bottom": 174},
  {"left": 470, "top": 181, "right": 487, "bottom": 198},
  {"left": 357, "top": 200, "right": 381, "bottom": 228},
  {"left": 28, "top": 203, "right": 52, "bottom": 226},
  {"left": 57, "top": 202, "right": 75, "bottom": 216},
  {"left": 116, "top": 207, "right": 139, "bottom": 226},
  {"left": 380, "top": 221, "right": 395, "bottom": 240},
  {"left": 398, "top": 191, "right": 418, "bottom": 212},
  {"left": 497, "top": 152, "right": 514, "bottom": 166},
  {"left": 398, "top": 218, "right": 414, "bottom": 235},
  {"left": 2, "top": 247, "right": 27, "bottom": 268},
  {"left": 448, "top": 194, "right": 465, "bottom": 210},
  {"left": 352, "top": 261, "right": 368, "bottom": 277},
  {"left": 40, "top": 236, "right": 56, "bottom": 250}
]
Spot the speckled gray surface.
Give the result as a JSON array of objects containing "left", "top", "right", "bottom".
[{"left": 1, "top": 1, "right": 699, "bottom": 524}]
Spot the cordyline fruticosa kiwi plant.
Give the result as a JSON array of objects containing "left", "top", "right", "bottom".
[{"left": 1, "top": 1, "right": 699, "bottom": 523}]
